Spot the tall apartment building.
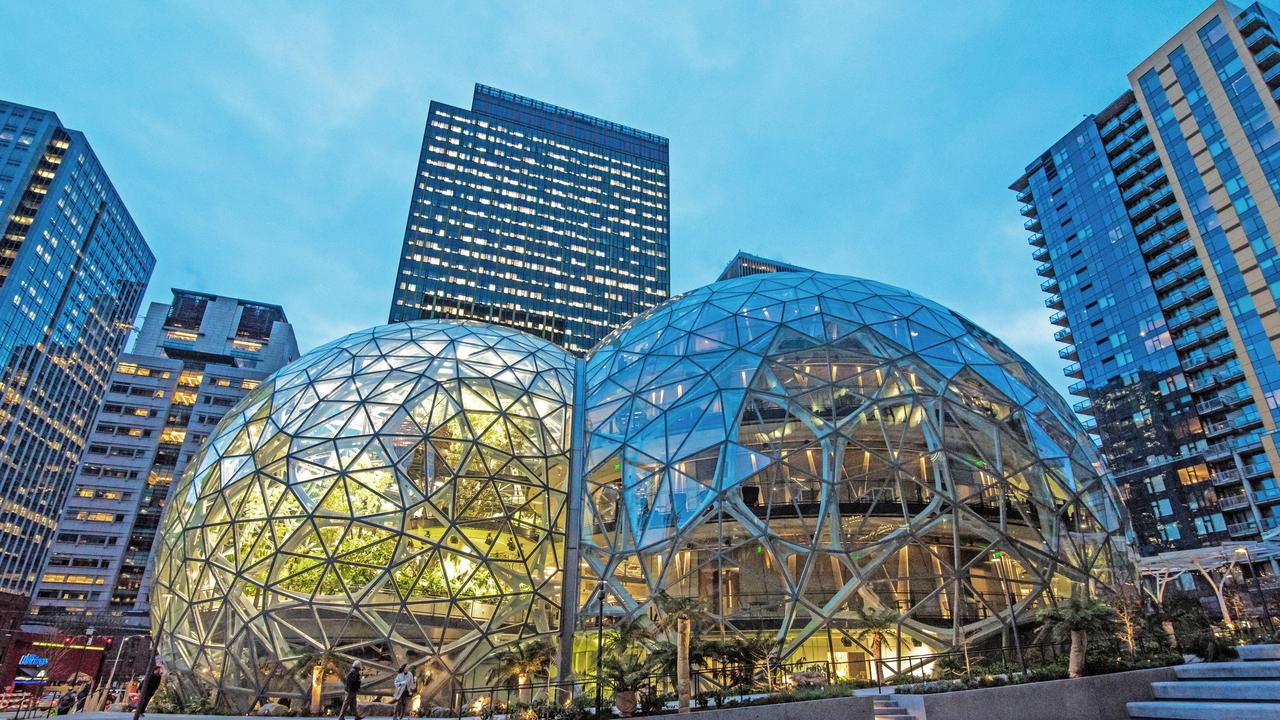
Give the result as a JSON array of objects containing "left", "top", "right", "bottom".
[
  {"left": 0, "top": 101, "right": 154, "bottom": 617},
  {"left": 1012, "top": 1, "right": 1280, "bottom": 556},
  {"left": 30, "top": 290, "right": 298, "bottom": 627},
  {"left": 389, "top": 84, "right": 670, "bottom": 354}
]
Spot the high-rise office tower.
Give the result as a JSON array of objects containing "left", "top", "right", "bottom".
[
  {"left": 717, "top": 251, "right": 810, "bottom": 281},
  {"left": 1012, "top": 1, "right": 1280, "bottom": 556},
  {"left": 30, "top": 290, "right": 298, "bottom": 627},
  {"left": 389, "top": 84, "right": 670, "bottom": 354},
  {"left": 0, "top": 101, "right": 154, "bottom": 617}
]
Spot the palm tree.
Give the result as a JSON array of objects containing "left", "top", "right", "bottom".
[
  {"left": 606, "top": 617, "right": 655, "bottom": 656},
  {"left": 487, "top": 639, "right": 554, "bottom": 704},
  {"left": 850, "top": 608, "right": 901, "bottom": 683},
  {"left": 599, "top": 654, "right": 651, "bottom": 717},
  {"left": 1038, "top": 596, "right": 1118, "bottom": 678},
  {"left": 291, "top": 647, "right": 347, "bottom": 716},
  {"left": 654, "top": 592, "right": 708, "bottom": 714}
]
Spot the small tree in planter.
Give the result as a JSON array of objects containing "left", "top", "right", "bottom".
[
  {"left": 487, "top": 639, "right": 555, "bottom": 704},
  {"left": 599, "top": 654, "right": 651, "bottom": 717},
  {"left": 1037, "top": 597, "right": 1118, "bottom": 678},
  {"left": 850, "top": 608, "right": 902, "bottom": 683}
]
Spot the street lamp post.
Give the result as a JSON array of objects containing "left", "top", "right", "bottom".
[
  {"left": 594, "top": 582, "right": 606, "bottom": 719},
  {"left": 1237, "top": 546, "right": 1276, "bottom": 636},
  {"left": 100, "top": 635, "right": 146, "bottom": 710}
]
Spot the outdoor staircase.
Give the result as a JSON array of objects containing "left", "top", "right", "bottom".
[
  {"left": 873, "top": 696, "right": 911, "bottom": 720},
  {"left": 1128, "top": 643, "right": 1280, "bottom": 719}
]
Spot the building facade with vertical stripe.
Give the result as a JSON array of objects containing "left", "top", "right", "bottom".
[{"left": 1012, "top": 1, "right": 1280, "bottom": 556}]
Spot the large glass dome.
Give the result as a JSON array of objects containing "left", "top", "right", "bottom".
[
  {"left": 152, "top": 321, "right": 574, "bottom": 709},
  {"left": 578, "top": 272, "right": 1130, "bottom": 672}
]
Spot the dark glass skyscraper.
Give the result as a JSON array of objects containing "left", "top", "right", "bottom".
[
  {"left": 1012, "top": 1, "right": 1280, "bottom": 556},
  {"left": 0, "top": 101, "right": 154, "bottom": 610},
  {"left": 389, "top": 84, "right": 670, "bottom": 354}
]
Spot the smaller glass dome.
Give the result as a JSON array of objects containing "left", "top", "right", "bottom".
[{"left": 151, "top": 321, "right": 575, "bottom": 709}]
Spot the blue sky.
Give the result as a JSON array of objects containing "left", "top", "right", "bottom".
[{"left": 3, "top": 0, "right": 1208, "bottom": 396}]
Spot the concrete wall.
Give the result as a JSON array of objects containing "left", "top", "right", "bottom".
[
  {"left": 897, "top": 665, "right": 1178, "bottom": 720},
  {"left": 687, "top": 695, "right": 876, "bottom": 720}
]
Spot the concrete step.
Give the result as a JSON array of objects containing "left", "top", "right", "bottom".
[
  {"left": 1175, "top": 661, "right": 1280, "bottom": 679},
  {"left": 1241, "top": 645, "right": 1280, "bottom": 661},
  {"left": 874, "top": 713, "right": 911, "bottom": 719},
  {"left": 1153, "top": 679, "right": 1280, "bottom": 701},
  {"left": 1128, "top": 700, "right": 1280, "bottom": 719}
]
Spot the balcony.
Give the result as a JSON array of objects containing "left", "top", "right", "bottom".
[
  {"left": 1028, "top": 232, "right": 1047, "bottom": 247},
  {"left": 1240, "top": 8, "right": 1267, "bottom": 35},
  {"left": 1228, "top": 520, "right": 1260, "bottom": 538},
  {"left": 1032, "top": 246, "right": 1050, "bottom": 263},
  {"left": 1257, "top": 44, "right": 1280, "bottom": 70},
  {"left": 1036, "top": 261, "right": 1056, "bottom": 277},
  {"left": 1050, "top": 310, "right": 1069, "bottom": 326},
  {"left": 1246, "top": 26, "right": 1276, "bottom": 51},
  {"left": 1059, "top": 344, "right": 1079, "bottom": 361},
  {"left": 1054, "top": 326, "right": 1073, "bottom": 343},
  {"left": 1245, "top": 462, "right": 1274, "bottom": 479},
  {"left": 1219, "top": 493, "right": 1253, "bottom": 511},
  {"left": 1183, "top": 352, "right": 1212, "bottom": 372},
  {"left": 1266, "top": 62, "right": 1280, "bottom": 85},
  {"left": 1206, "top": 441, "right": 1235, "bottom": 461},
  {"left": 1210, "top": 469, "right": 1242, "bottom": 486},
  {"left": 1020, "top": 203, "right": 1038, "bottom": 218},
  {"left": 1045, "top": 294, "right": 1065, "bottom": 310},
  {"left": 1206, "top": 419, "right": 1235, "bottom": 438},
  {"left": 1256, "top": 488, "right": 1280, "bottom": 505},
  {"left": 1196, "top": 395, "right": 1225, "bottom": 414},
  {"left": 1040, "top": 276, "right": 1060, "bottom": 293},
  {"left": 1067, "top": 380, "right": 1088, "bottom": 396},
  {"left": 1016, "top": 187, "right": 1033, "bottom": 204},
  {"left": 1063, "top": 362, "right": 1083, "bottom": 379},
  {"left": 1139, "top": 220, "right": 1188, "bottom": 255},
  {"left": 1072, "top": 397, "right": 1094, "bottom": 415},
  {"left": 1024, "top": 217, "right": 1042, "bottom": 232}
]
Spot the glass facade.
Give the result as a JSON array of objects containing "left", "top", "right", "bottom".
[
  {"left": 1011, "top": 1, "right": 1280, "bottom": 554},
  {"left": 389, "top": 84, "right": 670, "bottom": 355},
  {"left": 0, "top": 100, "right": 154, "bottom": 605},
  {"left": 578, "top": 272, "right": 1129, "bottom": 673},
  {"left": 153, "top": 322, "right": 573, "bottom": 709},
  {"left": 155, "top": 272, "right": 1131, "bottom": 707},
  {"left": 31, "top": 290, "right": 299, "bottom": 627}
]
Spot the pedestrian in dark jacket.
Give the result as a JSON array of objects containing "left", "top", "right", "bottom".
[
  {"left": 74, "top": 685, "right": 90, "bottom": 712},
  {"left": 339, "top": 660, "right": 363, "bottom": 720},
  {"left": 131, "top": 661, "right": 164, "bottom": 720}
]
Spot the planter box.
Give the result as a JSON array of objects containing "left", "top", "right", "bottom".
[
  {"left": 893, "top": 666, "right": 1178, "bottom": 720},
  {"left": 678, "top": 695, "right": 876, "bottom": 720}
]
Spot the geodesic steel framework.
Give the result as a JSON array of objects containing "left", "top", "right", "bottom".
[
  {"left": 576, "top": 272, "right": 1131, "bottom": 666},
  {"left": 152, "top": 321, "right": 574, "bottom": 708}
]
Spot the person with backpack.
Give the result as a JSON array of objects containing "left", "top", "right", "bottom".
[{"left": 339, "top": 660, "right": 363, "bottom": 720}]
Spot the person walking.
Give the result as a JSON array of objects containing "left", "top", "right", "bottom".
[
  {"left": 391, "top": 665, "right": 415, "bottom": 720},
  {"left": 339, "top": 660, "right": 363, "bottom": 720},
  {"left": 74, "top": 684, "right": 90, "bottom": 712},
  {"left": 132, "top": 661, "right": 164, "bottom": 720}
]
